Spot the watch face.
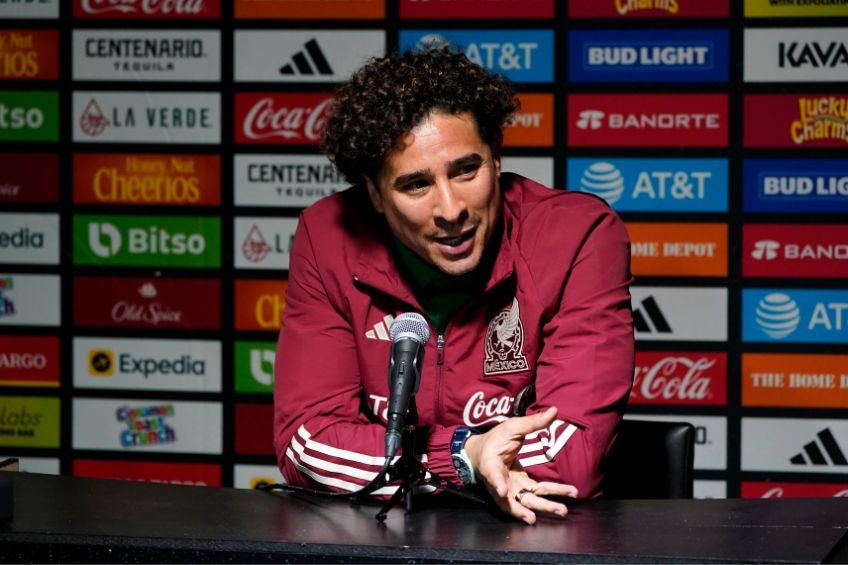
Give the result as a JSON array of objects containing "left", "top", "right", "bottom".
[{"left": 452, "top": 455, "right": 472, "bottom": 484}]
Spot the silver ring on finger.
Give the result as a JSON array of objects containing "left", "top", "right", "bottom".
[{"left": 514, "top": 488, "right": 534, "bottom": 505}]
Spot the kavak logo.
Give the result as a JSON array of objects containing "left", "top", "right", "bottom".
[
  {"left": 745, "top": 28, "right": 848, "bottom": 83},
  {"left": 742, "top": 481, "right": 848, "bottom": 499},
  {"left": 744, "top": 94, "right": 848, "bottom": 147},
  {"left": 233, "top": 154, "right": 345, "bottom": 208},
  {"left": 400, "top": 0, "right": 553, "bottom": 18},
  {"left": 234, "top": 30, "right": 384, "bottom": 83},
  {"left": 73, "top": 91, "right": 220, "bottom": 144},
  {"left": 743, "top": 353, "right": 848, "bottom": 409},
  {"left": 0, "top": 90, "right": 58, "bottom": 141},
  {"left": 568, "top": 94, "right": 728, "bottom": 147},
  {"left": 484, "top": 297, "right": 528, "bottom": 376},
  {"left": 745, "top": 0, "right": 848, "bottom": 17},
  {"left": 631, "top": 286, "right": 727, "bottom": 342},
  {"left": 0, "top": 213, "right": 60, "bottom": 265},
  {"left": 0, "top": 0, "right": 58, "bottom": 19},
  {"left": 0, "top": 274, "right": 60, "bottom": 327},
  {"left": 74, "top": 214, "right": 220, "bottom": 268},
  {"left": 0, "top": 336, "right": 59, "bottom": 388},
  {"left": 569, "top": 29, "right": 728, "bottom": 83},
  {"left": 631, "top": 351, "right": 727, "bottom": 406},
  {"left": 626, "top": 222, "right": 727, "bottom": 276},
  {"left": 235, "top": 217, "right": 299, "bottom": 270},
  {"left": 74, "top": 459, "right": 221, "bottom": 487},
  {"left": 235, "top": 279, "right": 287, "bottom": 331},
  {"left": 73, "top": 276, "right": 221, "bottom": 330},
  {"left": 568, "top": 158, "right": 728, "bottom": 212},
  {"left": 743, "top": 159, "right": 848, "bottom": 214},
  {"left": 569, "top": 0, "right": 729, "bottom": 18},
  {"left": 74, "top": 0, "right": 221, "bottom": 19},
  {"left": 235, "top": 0, "right": 384, "bottom": 19},
  {"left": 743, "top": 289, "right": 848, "bottom": 344},
  {"left": 0, "top": 396, "right": 60, "bottom": 448},
  {"left": 0, "top": 152, "right": 59, "bottom": 203},
  {"left": 0, "top": 30, "right": 58, "bottom": 79},
  {"left": 744, "top": 224, "right": 848, "bottom": 278},
  {"left": 74, "top": 154, "right": 220, "bottom": 206},
  {"left": 503, "top": 94, "right": 553, "bottom": 147},
  {"left": 72, "top": 30, "right": 221, "bottom": 82},
  {"left": 234, "top": 93, "right": 332, "bottom": 145},
  {"left": 743, "top": 418, "right": 848, "bottom": 473},
  {"left": 399, "top": 30, "right": 554, "bottom": 83},
  {"left": 234, "top": 341, "right": 275, "bottom": 393}
]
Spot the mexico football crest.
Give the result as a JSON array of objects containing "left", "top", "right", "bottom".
[{"left": 484, "top": 297, "right": 528, "bottom": 376}]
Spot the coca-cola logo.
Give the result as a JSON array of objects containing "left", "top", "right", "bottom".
[
  {"left": 80, "top": 0, "right": 208, "bottom": 15},
  {"left": 760, "top": 487, "right": 848, "bottom": 498},
  {"left": 242, "top": 97, "right": 331, "bottom": 142},
  {"left": 632, "top": 356, "right": 715, "bottom": 401},
  {"left": 462, "top": 390, "right": 515, "bottom": 427},
  {"left": 111, "top": 301, "right": 183, "bottom": 325}
]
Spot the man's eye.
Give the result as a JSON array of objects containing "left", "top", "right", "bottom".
[
  {"left": 404, "top": 180, "right": 430, "bottom": 192},
  {"left": 459, "top": 163, "right": 480, "bottom": 176}
]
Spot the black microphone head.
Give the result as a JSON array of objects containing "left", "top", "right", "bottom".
[{"left": 390, "top": 312, "right": 430, "bottom": 344}]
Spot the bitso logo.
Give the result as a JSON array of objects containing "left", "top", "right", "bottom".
[
  {"left": 279, "top": 39, "right": 332, "bottom": 76},
  {"left": 88, "top": 222, "right": 121, "bottom": 258},
  {"left": 89, "top": 349, "right": 114, "bottom": 377},
  {"left": 484, "top": 297, "right": 528, "bottom": 376},
  {"left": 579, "top": 162, "right": 624, "bottom": 203},
  {"left": 755, "top": 293, "right": 801, "bottom": 339},
  {"left": 790, "top": 428, "right": 847, "bottom": 467},
  {"left": 577, "top": 110, "right": 604, "bottom": 130},
  {"left": 751, "top": 240, "right": 781, "bottom": 260}
]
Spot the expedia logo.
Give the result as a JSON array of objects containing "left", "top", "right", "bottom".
[
  {"left": 779, "top": 41, "right": 848, "bottom": 69},
  {"left": 0, "top": 228, "right": 43, "bottom": 249},
  {"left": 755, "top": 293, "right": 801, "bottom": 339},
  {"left": 118, "top": 353, "right": 205, "bottom": 378},
  {"left": 89, "top": 349, "right": 114, "bottom": 377}
]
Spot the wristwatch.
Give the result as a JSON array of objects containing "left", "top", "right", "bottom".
[{"left": 450, "top": 427, "right": 476, "bottom": 486}]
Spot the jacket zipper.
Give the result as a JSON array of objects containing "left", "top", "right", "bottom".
[{"left": 434, "top": 333, "right": 445, "bottom": 419}]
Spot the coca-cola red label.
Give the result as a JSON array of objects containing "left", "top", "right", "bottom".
[
  {"left": 73, "top": 0, "right": 220, "bottom": 19},
  {"left": 234, "top": 93, "right": 333, "bottom": 145},
  {"left": 630, "top": 351, "right": 727, "bottom": 406},
  {"left": 73, "top": 276, "right": 220, "bottom": 329},
  {"left": 742, "top": 481, "right": 848, "bottom": 499}
]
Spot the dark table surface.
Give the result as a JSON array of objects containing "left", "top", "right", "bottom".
[{"left": 1, "top": 471, "right": 847, "bottom": 563}]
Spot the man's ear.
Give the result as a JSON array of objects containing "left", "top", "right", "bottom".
[
  {"left": 364, "top": 176, "right": 384, "bottom": 214},
  {"left": 494, "top": 156, "right": 501, "bottom": 178}
]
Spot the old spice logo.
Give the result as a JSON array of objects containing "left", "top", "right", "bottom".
[
  {"left": 462, "top": 390, "right": 515, "bottom": 427},
  {"left": 81, "top": 99, "right": 109, "bottom": 137},
  {"left": 80, "top": 0, "right": 208, "bottom": 15},
  {"left": 632, "top": 356, "right": 715, "bottom": 401},
  {"left": 242, "top": 97, "right": 331, "bottom": 142},
  {"left": 484, "top": 297, "right": 528, "bottom": 376},
  {"left": 109, "top": 282, "right": 182, "bottom": 325},
  {"left": 791, "top": 97, "right": 848, "bottom": 145},
  {"left": 242, "top": 225, "right": 271, "bottom": 263}
]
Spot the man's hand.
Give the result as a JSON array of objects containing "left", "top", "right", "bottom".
[{"left": 463, "top": 406, "right": 578, "bottom": 525}]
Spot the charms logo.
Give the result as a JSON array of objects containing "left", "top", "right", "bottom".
[
  {"left": 242, "top": 224, "right": 271, "bottom": 263},
  {"left": 791, "top": 97, "right": 848, "bottom": 145},
  {"left": 484, "top": 297, "right": 528, "bottom": 376},
  {"left": 80, "top": 99, "right": 109, "bottom": 136}
]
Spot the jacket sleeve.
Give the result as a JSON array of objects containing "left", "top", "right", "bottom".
[
  {"left": 517, "top": 204, "right": 635, "bottom": 498},
  {"left": 273, "top": 215, "right": 395, "bottom": 495}
]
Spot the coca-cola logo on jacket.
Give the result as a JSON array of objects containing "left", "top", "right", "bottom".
[
  {"left": 630, "top": 351, "right": 727, "bottom": 406},
  {"left": 234, "top": 93, "right": 332, "bottom": 145},
  {"left": 74, "top": 0, "right": 220, "bottom": 19}
]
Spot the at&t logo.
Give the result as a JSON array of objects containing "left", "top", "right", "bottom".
[
  {"left": 756, "top": 293, "right": 800, "bottom": 339},
  {"left": 579, "top": 162, "right": 624, "bottom": 203}
]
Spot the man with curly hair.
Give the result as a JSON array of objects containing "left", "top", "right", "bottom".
[{"left": 273, "top": 47, "right": 634, "bottom": 525}]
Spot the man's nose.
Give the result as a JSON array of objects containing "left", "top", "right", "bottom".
[{"left": 433, "top": 180, "right": 467, "bottom": 224}]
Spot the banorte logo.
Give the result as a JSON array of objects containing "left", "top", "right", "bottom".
[
  {"left": 116, "top": 404, "right": 176, "bottom": 448},
  {"left": 791, "top": 97, "right": 848, "bottom": 145},
  {"left": 751, "top": 240, "right": 781, "bottom": 260},
  {"left": 756, "top": 293, "right": 801, "bottom": 339},
  {"left": 75, "top": 0, "right": 219, "bottom": 17},
  {"left": 579, "top": 162, "right": 625, "bottom": 203},
  {"left": 236, "top": 94, "right": 332, "bottom": 145}
]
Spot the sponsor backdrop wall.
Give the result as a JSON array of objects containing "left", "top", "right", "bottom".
[{"left": 1, "top": 0, "right": 847, "bottom": 498}]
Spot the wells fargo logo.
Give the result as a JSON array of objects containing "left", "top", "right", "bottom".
[
  {"left": 235, "top": 0, "right": 384, "bottom": 19},
  {"left": 743, "top": 353, "right": 848, "bottom": 409},
  {"left": 74, "top": 153, "right": 220, "bottom": 206},
  {"left": 0, "top": 30, "right": 58, "bottom": 80},
  {"left": 0, "top": 336, "right": 59, "bottom": 387},
  {"left": 503, "top": 93, "right": 553, "bottom": 147},
  {"left": 235, "top": 279, "right": 288, "bottom": 331},
  {"left": 626, "top": 222, "right": 727, "bottom": 276},
  {"left": 791, "top": 96, "right": 848, "bottom": 145}
]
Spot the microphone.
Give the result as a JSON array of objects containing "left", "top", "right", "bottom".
[{"left": 384, "top": 312, "right": 430, "bottom": 459}]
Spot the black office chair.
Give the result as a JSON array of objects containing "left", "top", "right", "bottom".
[{"left": 603, "top": 419, "right": 695, "bottom": 499}]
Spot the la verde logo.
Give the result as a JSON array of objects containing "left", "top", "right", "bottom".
[
  {"left": 73, "top": 214, "right": 220, "bottom": 267},
  {"left": 0, "top": 90, "right": 58, "bottom": 141}
]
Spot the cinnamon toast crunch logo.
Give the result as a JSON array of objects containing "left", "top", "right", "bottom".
[{"left": 484, "top": 297, "right": 528, "bottom": 376}]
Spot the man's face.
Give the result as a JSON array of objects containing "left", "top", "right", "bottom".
[{"left": 366, "top": 112, "right": 502, "bottom": 276}]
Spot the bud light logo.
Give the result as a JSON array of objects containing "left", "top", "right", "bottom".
[
  {"left": 567, "top": 158, "right": 727, "bottom": 212},
  {"left": 398, "top": 30, "right": 553, "bottom": 82},
  {"left": 569, "top": 29, "right": 728, "bottom": 83},
  {"left": 744, "top": 289, "right": 848, "bottom": 343},
  {"left": 743, "top": 159, "right": 848, "bottom": 214}
]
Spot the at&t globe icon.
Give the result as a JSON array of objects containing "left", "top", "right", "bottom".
[
  {"left": 579, "top": 162, "right": 624, "bottom": 204},
  {"left": 756, "top": 293, "right": 801, "bottom": 339}
]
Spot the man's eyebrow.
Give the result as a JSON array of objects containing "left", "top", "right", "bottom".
[
  {"left": 392, "top": 169, "right": 431, "bottom": 189},
  {"left": 449, "top": 153, "right": 484, "bottom": 170}
]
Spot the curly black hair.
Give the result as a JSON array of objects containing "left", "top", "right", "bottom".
[{"left": 321, "top": 46, "right": 519, "bottom": 185}]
